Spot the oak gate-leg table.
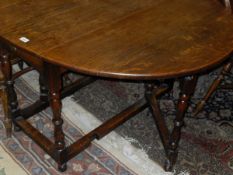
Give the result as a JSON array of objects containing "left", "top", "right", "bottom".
[{"left": 1, "top": 0, "right": 233, "bottom": 172}]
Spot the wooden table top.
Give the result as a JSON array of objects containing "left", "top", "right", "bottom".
[{"left": 1, "top": 0, "right": 233, "bottom": 80}]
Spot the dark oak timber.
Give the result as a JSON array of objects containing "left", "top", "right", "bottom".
[
  {"left": 0, "top": 65, "right": 11, "bottom": 137},
  {"left": 166, "top": 76, "right": 197, "bottom": 170},
  {"left": 0, "top": 51, "right": 21, "bottom": 131},
  {"left": 0, "top": 0, "right": 233, "bottom": 172}
]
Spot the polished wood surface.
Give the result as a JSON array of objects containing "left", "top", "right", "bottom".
[
  {"left": 1, "top": 0, "right": 233, "bottom": 172},
  {"left": 0, "top": 0, "right": 233, "bottom": 79}
]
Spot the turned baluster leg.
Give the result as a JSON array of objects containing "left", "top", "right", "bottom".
[
  {"left": 146, "top": 76, "right": 197, "bottom": 171},
  {"left": 166, "top": 76, "right": 197, "bottom": 171},
  {"left": 0, "top": 68, "right": 12, "bottom": 137},
  {"left": 194, "top": 59, "right": 233, "bottom": 115},
  {"left": 45, "top": 63, "right": 67, "bottom": 172},
  {"left": 0, "top": 51, "right": 21, "bottom": 132}
]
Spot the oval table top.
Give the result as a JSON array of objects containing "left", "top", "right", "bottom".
[{"left": 1, "top": 0, "right": 233, "bottom": 80}]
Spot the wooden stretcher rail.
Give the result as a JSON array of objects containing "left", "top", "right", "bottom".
[
  {"left": 19, "top": 76, "right": 96, "bottom": 119},
  {"left": 64, "top": 98, "right": 148, "bottom": 163},
  {"left": 16, "top": 119, "right": 57, "bottom": 159},
  {"left": 15, "top": 97, "right": 148, "bottom": 165}
]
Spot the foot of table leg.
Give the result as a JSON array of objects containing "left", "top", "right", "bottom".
[
  {"left": 58, "top": 163, "right": 67, "bottom": 172},
  {"left": 146, "top": 76, "right": 197, "bottom": 171},
  {"left": 164, "top": 153, "right": 177, "bottom": 171}
]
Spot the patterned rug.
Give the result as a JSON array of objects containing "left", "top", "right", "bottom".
[
  {"left": 0, "top": 69, "right": 172, "bottom": 175},
  {"left": 0, "top": 83, "right": 138, "bottom": 175},
  {"left": 1, "top": 67, "right": 233, "bottom": 175},
  {"left": 71, "top": 70, "right": 233, "bottom": 175}
]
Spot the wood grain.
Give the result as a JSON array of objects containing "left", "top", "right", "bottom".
[
  {"left": 0, "top": 0, "right": 232, "bottom": 80},
  {"left": 1, "top": 1, "right": 232, "bottom": 171}
]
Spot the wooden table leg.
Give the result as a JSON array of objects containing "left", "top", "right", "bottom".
[
  {"left": 146, "top": 76, "right": 197, "bottom": 171},
  {"left": 44, "top": 63, "right": 67, "bottom": 172},
  {"left": 145, "top": 83, "right": 170, "bottom": 153},
  {"left": 166, "top": 76, "right": 197, "bottom": 170},
  {"left": 0, "top": 68, "right": 12, "bottom": 137},
  {"left": 193, "top": 59, "right": 233, "bottom": 115},
  {"left": 0, "top": 51, "right": 21, "bottom": 132}
]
